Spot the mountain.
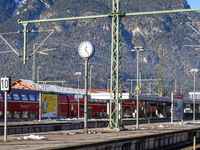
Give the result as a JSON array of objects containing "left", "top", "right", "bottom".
[{"left": 0, "top": 0, "right": 199, "bottom": 98}]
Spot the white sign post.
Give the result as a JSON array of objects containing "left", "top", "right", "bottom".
[
  {"left": 171, "top": 92, "right": 173, "bottom": 124},
  {"left": 1, "top": 76, "right": 11, "bottom": 142}
]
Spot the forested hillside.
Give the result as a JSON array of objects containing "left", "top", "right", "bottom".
[{"left": 0, "top": 0, "right": 199, "bottom": 98}]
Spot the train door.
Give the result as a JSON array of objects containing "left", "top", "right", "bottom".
[{"left": 88, "top": 106, "right": 92, "bottom": 118}]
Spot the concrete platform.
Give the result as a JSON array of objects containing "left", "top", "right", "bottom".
[
  {"left": 0, "top": 121, "right": 200, "bottom": 150},
  {"left": 0, "top": 118, "right": 175, "bottom": 135}
]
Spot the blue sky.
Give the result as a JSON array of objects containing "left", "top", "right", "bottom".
[{"left": 187, "top": 0, "right": 200, "bottom": 8}]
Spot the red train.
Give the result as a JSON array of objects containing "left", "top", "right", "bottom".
[
  {"left": 0, "top": 89, "right": 172, "bottom": 120},
  {"left": 0, "top": 89, "right": 136, "bottom": 120}
]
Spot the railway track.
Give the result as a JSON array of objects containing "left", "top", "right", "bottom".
[{"left": 157, "top": 140, "right": 200, "bottom": 150}]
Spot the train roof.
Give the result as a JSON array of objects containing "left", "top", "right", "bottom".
[
  {"left": 91, "top": 93, "right": 196, "bottom": 104},
  {"left": 1, "top": 88, "right": 75, "bottom": 97}
]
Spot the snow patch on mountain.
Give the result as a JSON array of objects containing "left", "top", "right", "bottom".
[{"left": 14, "top": 0, "right": 24, "bottom": 16}]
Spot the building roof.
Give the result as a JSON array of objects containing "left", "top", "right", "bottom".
[
  {"left": 90, "top": 89, "right": 126, "bottom": 93},
  {"left": 11, "top": 79, "right": 34, "bottom": 90},
  {"left": 11, "top": 79, "right": 124, "bottom": 95},
  {"left": 11, "top": 79, "right": 85, "bottom": 94},
  {"left": 90, "top": 89, "right": 110, "bottom": 93}
]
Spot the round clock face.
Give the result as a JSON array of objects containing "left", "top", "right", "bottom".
[{"left": 78, "top": 41, "right": 95, "bottom": 59}]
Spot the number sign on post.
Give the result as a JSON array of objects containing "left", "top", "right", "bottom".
[
  {"left": 1, "top": 76, "right": 11, "bottom": 93},
  {"left": 1, "top": 76, "right": 11, "bottom": 142}
]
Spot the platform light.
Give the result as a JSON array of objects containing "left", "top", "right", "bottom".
[
  {"left": 131, "top": 47, "right": 146, "bottom": 129},
  {"left": 190, "top": 69, "right": 198, "bottom": 123}
]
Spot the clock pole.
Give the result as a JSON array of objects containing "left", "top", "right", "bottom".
[
  {"left": 78, "top": 41, "right": 95, "bottom": 134},
  {"left": 84, "top": 58, "right": 89, "bottom": 134}
]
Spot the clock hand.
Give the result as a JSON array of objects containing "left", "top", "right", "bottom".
[{"left": 85, "top": 46, "right": 89, "bottom": 55}]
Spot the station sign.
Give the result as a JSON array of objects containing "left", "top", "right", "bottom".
[
  {"left": 1, "top": 76, "right": 11, "bottom": 93},
  {"left": 173, "top": 93, "right": 183, "bottom": 120},
  {"left": 74, "top": 94, "right": 83, "bottom": 100}
]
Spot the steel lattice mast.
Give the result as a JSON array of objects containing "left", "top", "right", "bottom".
[
  {"left": 108, "top": 0, "right": 124, "bottom": 129},
  {"left": 158, "top": 44, "right": 163, "bottom": 96},
  {"left": 17, "top": 1, "right": 200, "bottom": 129},
  {"left": 32, "top": 44, "right": 36, "bottom": 89}
]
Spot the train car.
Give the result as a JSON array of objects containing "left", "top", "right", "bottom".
[
  {"left": 122, "top": 100, "right": 136, "bottom": 118},
  {"left": 0, "top": 89, "right": 108, "bottom": 120},
  {"left": 0, "top": 88, "right": 172, "bottom": 121},
  {"left": 88, "top": 99, "right": 109, "bottom": 118},
  {"left": 0, "top": 89, "right": 73, "bottom": 120},
  {"left": 0, "top": 90, "right": 40, "bottom": 120},
  {"left": 0, "top": 89, "right": 136, "bottom": 120}
]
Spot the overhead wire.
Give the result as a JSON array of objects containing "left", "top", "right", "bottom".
[
  {"left": 133, "top": 0, "right": 200, "bottom": 76},
  {"left": 90, "top": 0, "right": 112, "bottom": 11},
  {"left": 36, "top": 0, "right": 111, "bottom": 67},
  {"left": 151, "top": 2, "right": 200, "bottom": 87},
  {"left": 131, "top": 2, "right": 200, "bottom": 80},
  {"left": 0, "top": 34, "right": 22, "bottom": 59},
  {"left": 122, "top": 0, "right": 200, "bottom": 55},
  {"left": 9, "top": 0, "right": 199, "bottom": 89},
  {"left": 26, "top": 29, "right": 56, "bottom": 61},
  {"left": 120, "top": 0, "right": 200, "bottom": 93},
  {"left": 83, "top": 0, "right": 195, "bottom": 57},
  {"left": 150, "top": 0, "right": 200, "bottom": 53}
]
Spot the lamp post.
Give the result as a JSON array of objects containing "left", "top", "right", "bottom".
[
  {"left": 127, "top": 79, "right": 134, "bottom": 93},
  {"left": 90, "top": 66, "right": 93, "bottom": 94},
  {"left": 107, "top": 79, "right": 110, "bottom": 93},
  {"left": 37, "top": 66, "right": 41, "bottom": 90},
  {"left": 181, "top": 85, "right": 183, "bottom": 94},
  {"left": 139, "top": 70, "right": 142, "bottom": 94},
  {"left": 74, "top": 72, "right": 82, "bottom": 119},
  {"left": 32, "top": 43, "right": 56, "bottom": 89},
  {"left": 190, "top": 69, "right": 198, "bottom": 123},
  {"left": 131, "top": 47, "right": 145, "bottom": 129}
]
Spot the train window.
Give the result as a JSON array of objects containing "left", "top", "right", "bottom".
[
  {"left": 7, "top": 111, "right": 12, "bottom": 119},
  {"left": 104, "top": 112, "right": 107, "bottom": 117},
  {"left": 7, "top": 94, "right": 12, "bottom": 100},
  {"left": 30, "top": 111, "right": 36, "bottom": 118},
  {"left": 99, "top": 99, "right": 103, "bottom": 104},
  {"left": 29, "top": 94, "right": 35, "bottom": 101},
  {"left": 100, "top": 112, "right": 103, "bottom": 117},
  {"left": 0, "top": 93, "right": 2, "bottom": 99},
  {"left": 90, "top": 99, "right": 94, "bottom": 104},
  {"left": 132, "top": 106, "right": 135, "bottom": 111},
  {"left": 14, "top": 111, "right": 20, "bottom": 119},
  {"left": 13, "top": 94, "right": 20, "bottom": 101},
  {"left": 36, "top": 95, "right": 39, "bottom": 101},
  {"left": 80, "top": 105, "right": 84, "bottom": 110},
  {"left": 95, "top": 99, "right": 98, "bottom": 104},
  {"left": 22, "top": 111, "right": 28, "bottom": 118},
  {"left": 103, "top": 100, "right": 107, "bottom": 104},
  {"left": 127, "top": 106, "right": 129, "bottom": 111},
  {"left": 21, "top": 94, "right": 28, "bottom": 101},
  {"left": 95, "top": 112, "right": 98, "bottom": 117},
  {"left": 0, "top": 111, "right": 2, "bottom": 119},
  {"left": 71, "top": 104, "right": 74, "bottom": 111}
]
